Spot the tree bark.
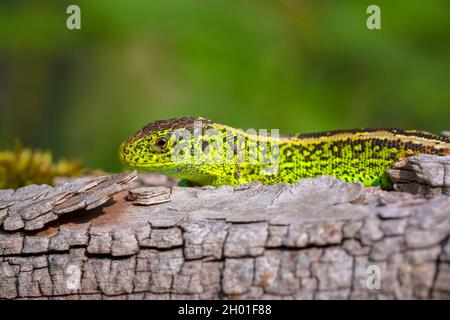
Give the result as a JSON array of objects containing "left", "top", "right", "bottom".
[{"left": 1, "top": 155, "right": 450, "bottom": 300}]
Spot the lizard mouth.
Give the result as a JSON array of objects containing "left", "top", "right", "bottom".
[
  {"left": 119, "top": 148, "right": 186, "bottom": 170},
  {"left": 121, "top": 160, "right": 173, "bottom": 168},
  {"left": 119, "top": 142, "right": 193, "bottom": 169}
]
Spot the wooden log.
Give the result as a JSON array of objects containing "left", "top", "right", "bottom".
[{"left": 0, "top": 156, "right": 450, "bottom": 300}]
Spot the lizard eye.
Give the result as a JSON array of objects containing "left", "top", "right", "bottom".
[{"left": 155, "top": 137, "right": 168, "bottom": 148}]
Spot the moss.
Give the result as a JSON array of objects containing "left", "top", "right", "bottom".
[{"left": 0, "top": 142, "right": 85, "bottom": 189}]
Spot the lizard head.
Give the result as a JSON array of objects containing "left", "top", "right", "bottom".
[{"left": 119, "top": 116, "right": 219, "bottom": 183}]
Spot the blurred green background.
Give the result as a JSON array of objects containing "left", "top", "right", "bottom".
[{"left": 0, "top": 0, "right": 449, "bottom": 172}]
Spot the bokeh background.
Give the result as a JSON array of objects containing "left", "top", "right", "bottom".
[{"left": 0, "top": 0, "right": 449, "bottom": 172}]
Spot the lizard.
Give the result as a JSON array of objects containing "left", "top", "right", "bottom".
[{"left": 119, "top": 116, "right": 450, "bottom": 188}]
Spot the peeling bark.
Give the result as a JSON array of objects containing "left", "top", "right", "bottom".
[
  {"left": 0, "top": 155, "right": 450, "bottom": 300},
  {"left": 388, "top": 155, "right": 450, "bottom": 195}
]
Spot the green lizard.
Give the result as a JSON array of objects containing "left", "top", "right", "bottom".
[{"left": 119, "top": 117, "right": 450, "bottom": 188}]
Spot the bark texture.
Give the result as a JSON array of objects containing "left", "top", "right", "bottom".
[{"left": 0, "top": 155, "right": 450, "bottom": 300}]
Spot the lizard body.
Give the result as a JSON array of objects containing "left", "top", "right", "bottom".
[{"left": 119, "top": 117, "right": 450, "bottom": 187}]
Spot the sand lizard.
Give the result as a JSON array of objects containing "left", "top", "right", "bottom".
[{"left": 119, "top": 117, "right": 450, "bottom": 188}]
